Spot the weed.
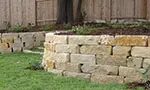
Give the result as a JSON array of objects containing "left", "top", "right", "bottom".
[
  {"left": 25, "top": 59, "right": 43, "bottom": 70},
  {"left": 64, "top": 24, "right": 72, "bottom": 29},
  {"left": 41, "top": 24, "right": 54, "bottom": 31},
  {"left": 72, "top": 25, "right": 89, "bottom": 35},
  {"left": 12, "top": 25, "right": 25, "bottom": 32}
]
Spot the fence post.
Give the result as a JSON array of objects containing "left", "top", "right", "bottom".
[{"left": 147, "top": 0, "right": 150, "bottom": 21}]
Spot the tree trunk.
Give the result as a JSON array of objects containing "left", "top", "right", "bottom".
[
  {"left": 56, "top": 0, "right": 73, "bottom": 24},
  {"left": 75, "top": 0, "right": 82, "bottom": 23}
]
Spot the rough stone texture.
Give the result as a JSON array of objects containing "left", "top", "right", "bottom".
[
  {"left": 44, "top": 60, "right": 55, "bottom": 70},
  {"left": 20, "top": 33, "right": 34, "bottom": 49},
  {"left": 91, "top": 74, "right": 124, "bottom": 83},
  {"left": 115, "top": 35, "right": 148, "bottom": 46},
  {"left": 45, "top": 33, "right": 55, "bottom": 43},
  {"left": 127, "top": 57, "right": 143, "bottom": 68},
  {"left": 12, "top": 38, "right": 22, "bottom": 52},
  {"left": 65, "top": 63, "right": 81, "bottom": 73},
  {"left": 33, "top": 32, "right": 45, "bottom": 46},
  {"left": 81, "top": 64, "right": 118, "bottom": 75},
  {"left": 69, "top": 36, "right": 99, "bottom": 45},
  {"left": 48, "top": 69, "right": 63, "bottom": 76},
  {"left": 55, "top": 53, "right": 69, "bottom": 63},
  {"left": 119, "top": 66, "right": 140, "bottom": 77},
  {"left": 113, "top": 46, "right": 131, "bottom": 56},
  {"left": 99, "top": 35, "right": 116, "bottom": 45},
  {"left": 80, "top": 45, "right": 111, "bottom": 55},
  {"left": 63, "top": 71, "right": 91, "bottom": 80},
  {"left": 148, "top": 36, "right": 150, "bottom": 47},
  {"left": 132, "top": 47, "right": 150, "bottom": 57},
  {"left": 56, "top": 44, "right": 79, "bottom": 53},
  {"left": 71, "top": 54, "right": 96, "bottom": 65},
  {"left": 46, "top": 34, "right": 67, "bottom": 44},
  {"left": 124, "top": 76, "right": 144, "bottom": 83},
  {"left": 0, "top": 43, "right": 11, "bottom": 53},
  {"left": 44, "top": 42, "right": 56, "bottom": 52},
  {"left": 2, "top": 33, "right": 19, "bottom": 44},
  {"left": 143, "top": 58, "right": 150, "bottom": 69},
  {"left": 96, "top": 55, "right": 127, "bottom": 66},
  {"left": 55, "top": 62, "right": 67, "bottom": 70}
]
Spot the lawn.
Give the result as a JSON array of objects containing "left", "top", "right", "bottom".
[{"left": 0, "top": 52, "right": 143, "bottom": 90}]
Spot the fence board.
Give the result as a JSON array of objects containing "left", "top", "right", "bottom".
[
  {"left": 135, "top": 0, "right": 146, "bottom": 18},
  {"left": 147, "top": 0, "right": 150, "bottom": 20}
]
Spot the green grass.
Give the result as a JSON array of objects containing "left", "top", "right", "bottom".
[{"left": 0, "top": 52, "right": 143, "bottom": 90}]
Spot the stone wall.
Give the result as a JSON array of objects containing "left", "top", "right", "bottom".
[
  {"left": 43, "top": 33, "right": 150, "bottom": 83},
  {"left": 0, "top": 32, "right": 45, "bottom": 53}
]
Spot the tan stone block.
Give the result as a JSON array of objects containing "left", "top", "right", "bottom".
[
  {"left": 0, "top": 48, "right": 12, "bottom": 53},
  {"left": 47, "top": 69, "right": 63, "bottom": 76},
  {"left": 143, "top": 58, "right": 150, "bottom": 69},
  {"left": 0, "top": 43, "right": 8, "bottom": 48},
  {"left": 80, "top": 45, "right": 111, "bottom": 55},
  {"left": 99, "top": 35, "right": 116, "bottom": 45},
  {"left": 91, "top": 74, "right": 124, "bottom": 83},
  {"left": 55, "top": 62, "right": 67, "bottom": 70},
  {"left": 45, "top": 34, "right": 67, "bottom": 44},
  {"left": 56, "top": 44, "right": 79, "bottom": 53},
  {"left": 55, "top": 53, "right": 69, "bottom": 63},
  {"left": 1, "top": 33, "right": 19, "bottom": 44},
  {"left": 131, "top": 47, "right": 150, "bottom": 57},
  {"left": 116, "top": 35, "right": 148, "bottom": 46},
  {"left": 44, "top": 60, "right": 55, "bottom": 70},
  {"left": 113, "top": 46, "right": 131, "bottom": 56},
  {"left": 71, "top": 54, "right": 96, "bottom": 65},
  {"left": 124, "top": 76, "right": 144, "bottom": 83},
  {"left": 44, "top": 42, "right": 56, "bottom": 52},
  {"left": 119, "top": 66, "right": 140, "bottom": 77},
  {"left": 33, "top": 32, "right": 45, "bottom": 46},
  {"left": 65, "top": 63, "right": 81, "bottom": 73},
  {"left": 69, "top": 35, "right": 99, "bottom": 45},
  {"left": 148, "top": 36, "right": 150, "bottom": 47},
  {"left": 81, "top": 64, "right": 118, "bottom": 75},
  {"left": 127, "top": 57, "right": 143, "bottom": 68},
  {"left": 96, "top": 55, "right": 127, "bottom": 66},
  {"left": 45, "top": 33, "right": 55, "bottom": 43},
  {"left": 63, "top": 71, "right": 91, "bottom": 80}
]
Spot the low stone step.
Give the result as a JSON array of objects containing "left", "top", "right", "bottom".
[{"left": 23, "top": 50, "right": 43, "bottom": 55}]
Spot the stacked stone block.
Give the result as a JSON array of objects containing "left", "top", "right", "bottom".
[
  {"left": 43, "top": 33, "right": 150, "bottom": 83},
  {"left": 0, "top": 32, "right": 45, "bottom": 53}
]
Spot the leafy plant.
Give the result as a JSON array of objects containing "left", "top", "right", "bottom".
[
  {"left": 12, "top": 25, "right": 25, "bottom": 32},
  {"left": 41, "top": 24, "right": 54, "bottom": 31},
  {"left": 64, "top": 24, "right": 72, "bottom": 29},
  {"left": 72, "top": 25, "right": 89, "bottom": 35},
  {"left": 25, "top": 59, "right": 43, "bottom": 70}
]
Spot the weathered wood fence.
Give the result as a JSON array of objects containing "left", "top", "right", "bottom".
[{"left": 0, "top": 0, "right": 150, "bottom": 30}]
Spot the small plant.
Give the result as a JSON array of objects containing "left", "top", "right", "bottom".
[
  {"left": 25, "top": 60, "right": 43, "bottom": 70},
  {"left": 41, "top": 24, "right": 54, "bottom": 31},
  {"left": 64, "top": 24, "right": 72, "bottom": 29},
  {"left": 12, "top": 25, "right": 25, "bottom": 32},
  {"left": 72, "top": 25, "right": 89, "bottom": 35}
]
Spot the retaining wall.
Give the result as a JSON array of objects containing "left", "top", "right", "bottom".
[
  {"left": 43, "top": 33, "right": 150, "bottom": 83},
  {"left": 0, "top": 32, "right": 45, "bottom": 53}
]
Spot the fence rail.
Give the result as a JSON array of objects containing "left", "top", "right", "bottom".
[{"left": 0, "top": 0, "right": 150, "bottom": 30}]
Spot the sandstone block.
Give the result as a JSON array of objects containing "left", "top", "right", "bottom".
[
  {"left": 69, "top": 35, "right": 99, "bottom": 45},
  {"left": 45, "top": 34, "right": 67, "bottom": 44},
  {"left": 113, "top": 46, "right": 131, "bottom": 56},
  {"left": 55, "top": 53, "right": 69, "bottom": 63},
  {"left": 0, "top": 48, "right": 12, "bottom": 53},
  {"left": 0, "top": 43, "right": 8, "bottom": 48},
  {"left": 131, "top": 47, "right": 150, "bottom": 57},
  {"left": 119, "top": 66, "right": 140, "bottom": 77},
  {"left": 99, "top": 35, "right": 116, "bottom": 45},
  {"left": 80, "top": 45, "right": 111, "bottom": 55},
  {"left": 55, "top": 62, "right": 67, "bottom": 70},
  {"left": 81, "top": 64, "right": 118, "bottom": 75},
  {"left": 48, "top": 69, "right": 63, "bottom": 76},
  {"left": 63, "top": 71, "right": 91, "bottom": 80},
  {"left": 91, "top": 74, "right": 124, "bottom": 83},
  {"left": 44, "top": 60, "right": 55, "bottom": 70},
  {"left": 56, "top": 44, "right": 79, "bottom": 53},
  {"left": 115, "top": 35, "right": 148, "bottom": 46},
  {"left": 96, "top": 55, "right": 127, "bottom": 66},
  {"left": 143, "top": 58, "right": 150, "bottom": 69},
  {"left": 44, "top": 42, "right": 56, "bottom": 52},
  {"left": 2, "top": 33, "right": 19, "bottom": 44},
  {"left": 33, "top": 32, "right": 45, "bottom": 46},
  {"left": 71, "top": 54, "right": 96, "bottom": 65},
  {"left": 20, "top": 33, "right": 34, "bottom": 49},
  {"left": 127, "top": 57, "right": 143, "bottom": 68},
  {"left": 11, "top": 38, "right": 23, "bottom": 52},
  {"left": 65, "top": 63, "right": 81, "bottom": 73},
  {"left": 124, "top": 76, "right": 144, "bottom": 83}
]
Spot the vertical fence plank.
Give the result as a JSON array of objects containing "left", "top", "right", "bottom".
[
  {"left": 147, "top": 0, "right": 150, "bottom": 20},
  {"left": 102, "top": 0, "right": 111, "bottom": 21},
  {"left": 22, "top": 0, "right": 36, "bottom": 26}
]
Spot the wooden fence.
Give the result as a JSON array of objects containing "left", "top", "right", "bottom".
[{"left": 0, "top": 0, "right": 150, "bottom": 30}]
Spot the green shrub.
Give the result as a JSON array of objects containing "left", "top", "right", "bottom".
[
  {"left": 12, "top": 25, "right": 25, "bottom": 32},
  {"left": 72, "top": 25, "right": 89, "bottom": 35},
  {"left": 64, "top": 24, "right": 72, "bottom": 29}
]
